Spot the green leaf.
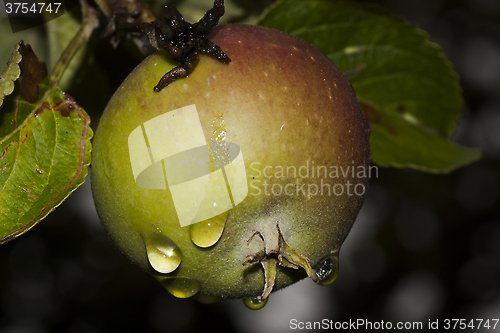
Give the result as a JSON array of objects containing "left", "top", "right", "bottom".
[
  {"left": 258, "top": 0, "right": 481, "bottom": 172},
  {"left": 364, "top": 102, "right": 481, "bottom": 172},
  {"left": 0, "top": 42, "right": 92, "bottom": 244}
]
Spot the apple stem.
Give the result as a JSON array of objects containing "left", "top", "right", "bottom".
[{"left": 49, "top": 0, "right": 99, "bottom": 86}]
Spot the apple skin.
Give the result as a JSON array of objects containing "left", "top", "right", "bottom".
[{"left": 91, "top": 24, "right": 370, "bottom": 300}]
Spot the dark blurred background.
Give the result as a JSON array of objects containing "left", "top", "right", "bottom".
[{"left": 1, "top": 0, "right": 499, "bottom": 332}]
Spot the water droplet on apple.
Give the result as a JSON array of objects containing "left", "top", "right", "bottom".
[
  {"left": 145, "top": 233, "right": 182, "bottom": 274},
  {"left": 208, "top": 113, "right": 230, "bottom": 171},
  {"left": 243, "top": 296, "right": 268, "bottom": 310},
  {"left": 189, "top": 212, "right": 227, "bottom": 248},
  {"left": 311, "top": 251, "right": 339, "bottom": 286},
  {"left": 160, "top": 277, "right": 201, "bottom": 298}
]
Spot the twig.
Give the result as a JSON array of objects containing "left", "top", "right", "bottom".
[{"left": 49, "top": 0, "right": 99, "bottom": 85}]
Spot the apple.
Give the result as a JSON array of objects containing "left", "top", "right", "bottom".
[{"left": 91, "top": 24, "right": 370, "bottom": 307}]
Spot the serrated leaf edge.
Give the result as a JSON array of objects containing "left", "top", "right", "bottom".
[
  {"left": 0, "top": 93, "right": 93, "bottom": 244},
  {"left": 0, "top": 43, "right": 23, "bottom": 108}
]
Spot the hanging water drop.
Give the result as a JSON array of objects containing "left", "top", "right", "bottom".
[
  {"left": 243, "top": 296, "right": 268, "bottom": 310},
  {"left": 160, "top": 277, "right": 201, "bottom": 298},
  {"left": 145, "top": 233, "right": 182, "bottom": 274},
  {"left": 189, "top": 211, "right": 228, "bottom": 248},
  {"left": 311, "top": 251, "right": 339, "bottom": 286}
]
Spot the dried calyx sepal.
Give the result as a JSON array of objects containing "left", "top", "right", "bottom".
[
  {"left": 242, "top": 223, "right": 340, "bottom": 303},
  {"left": 243, "top": 224, "right": 314, "bottom": 301},
  {"left": 103, "top": 0, "right": 231, "bottom": 92}
]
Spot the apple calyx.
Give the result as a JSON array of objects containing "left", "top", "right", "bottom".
[{"left": 242, "top": 224, "right": 313, "bottom": 300}]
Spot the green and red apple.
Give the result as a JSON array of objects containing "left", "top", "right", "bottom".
[{"left": 91, "top": 24, "right": 371, "bottom": 306}]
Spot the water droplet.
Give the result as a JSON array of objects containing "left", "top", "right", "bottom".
[
  {"left": 311, "top": 252, "right": 339, "bottom": 286},
  {"left": 208, "top": 113, "right": 230, "bottom": 171},
  {"left": 243, "top": 296, "right": 268, "bottom": 310},
  {"left": 160, "top": 277, "right": 201, "bottom": 298},
  {"left": 145, "top": 233, "right": 182, "bottom": 274},
  {"left": 189, "top": 212, "right": 227, "bottom": 248}
]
